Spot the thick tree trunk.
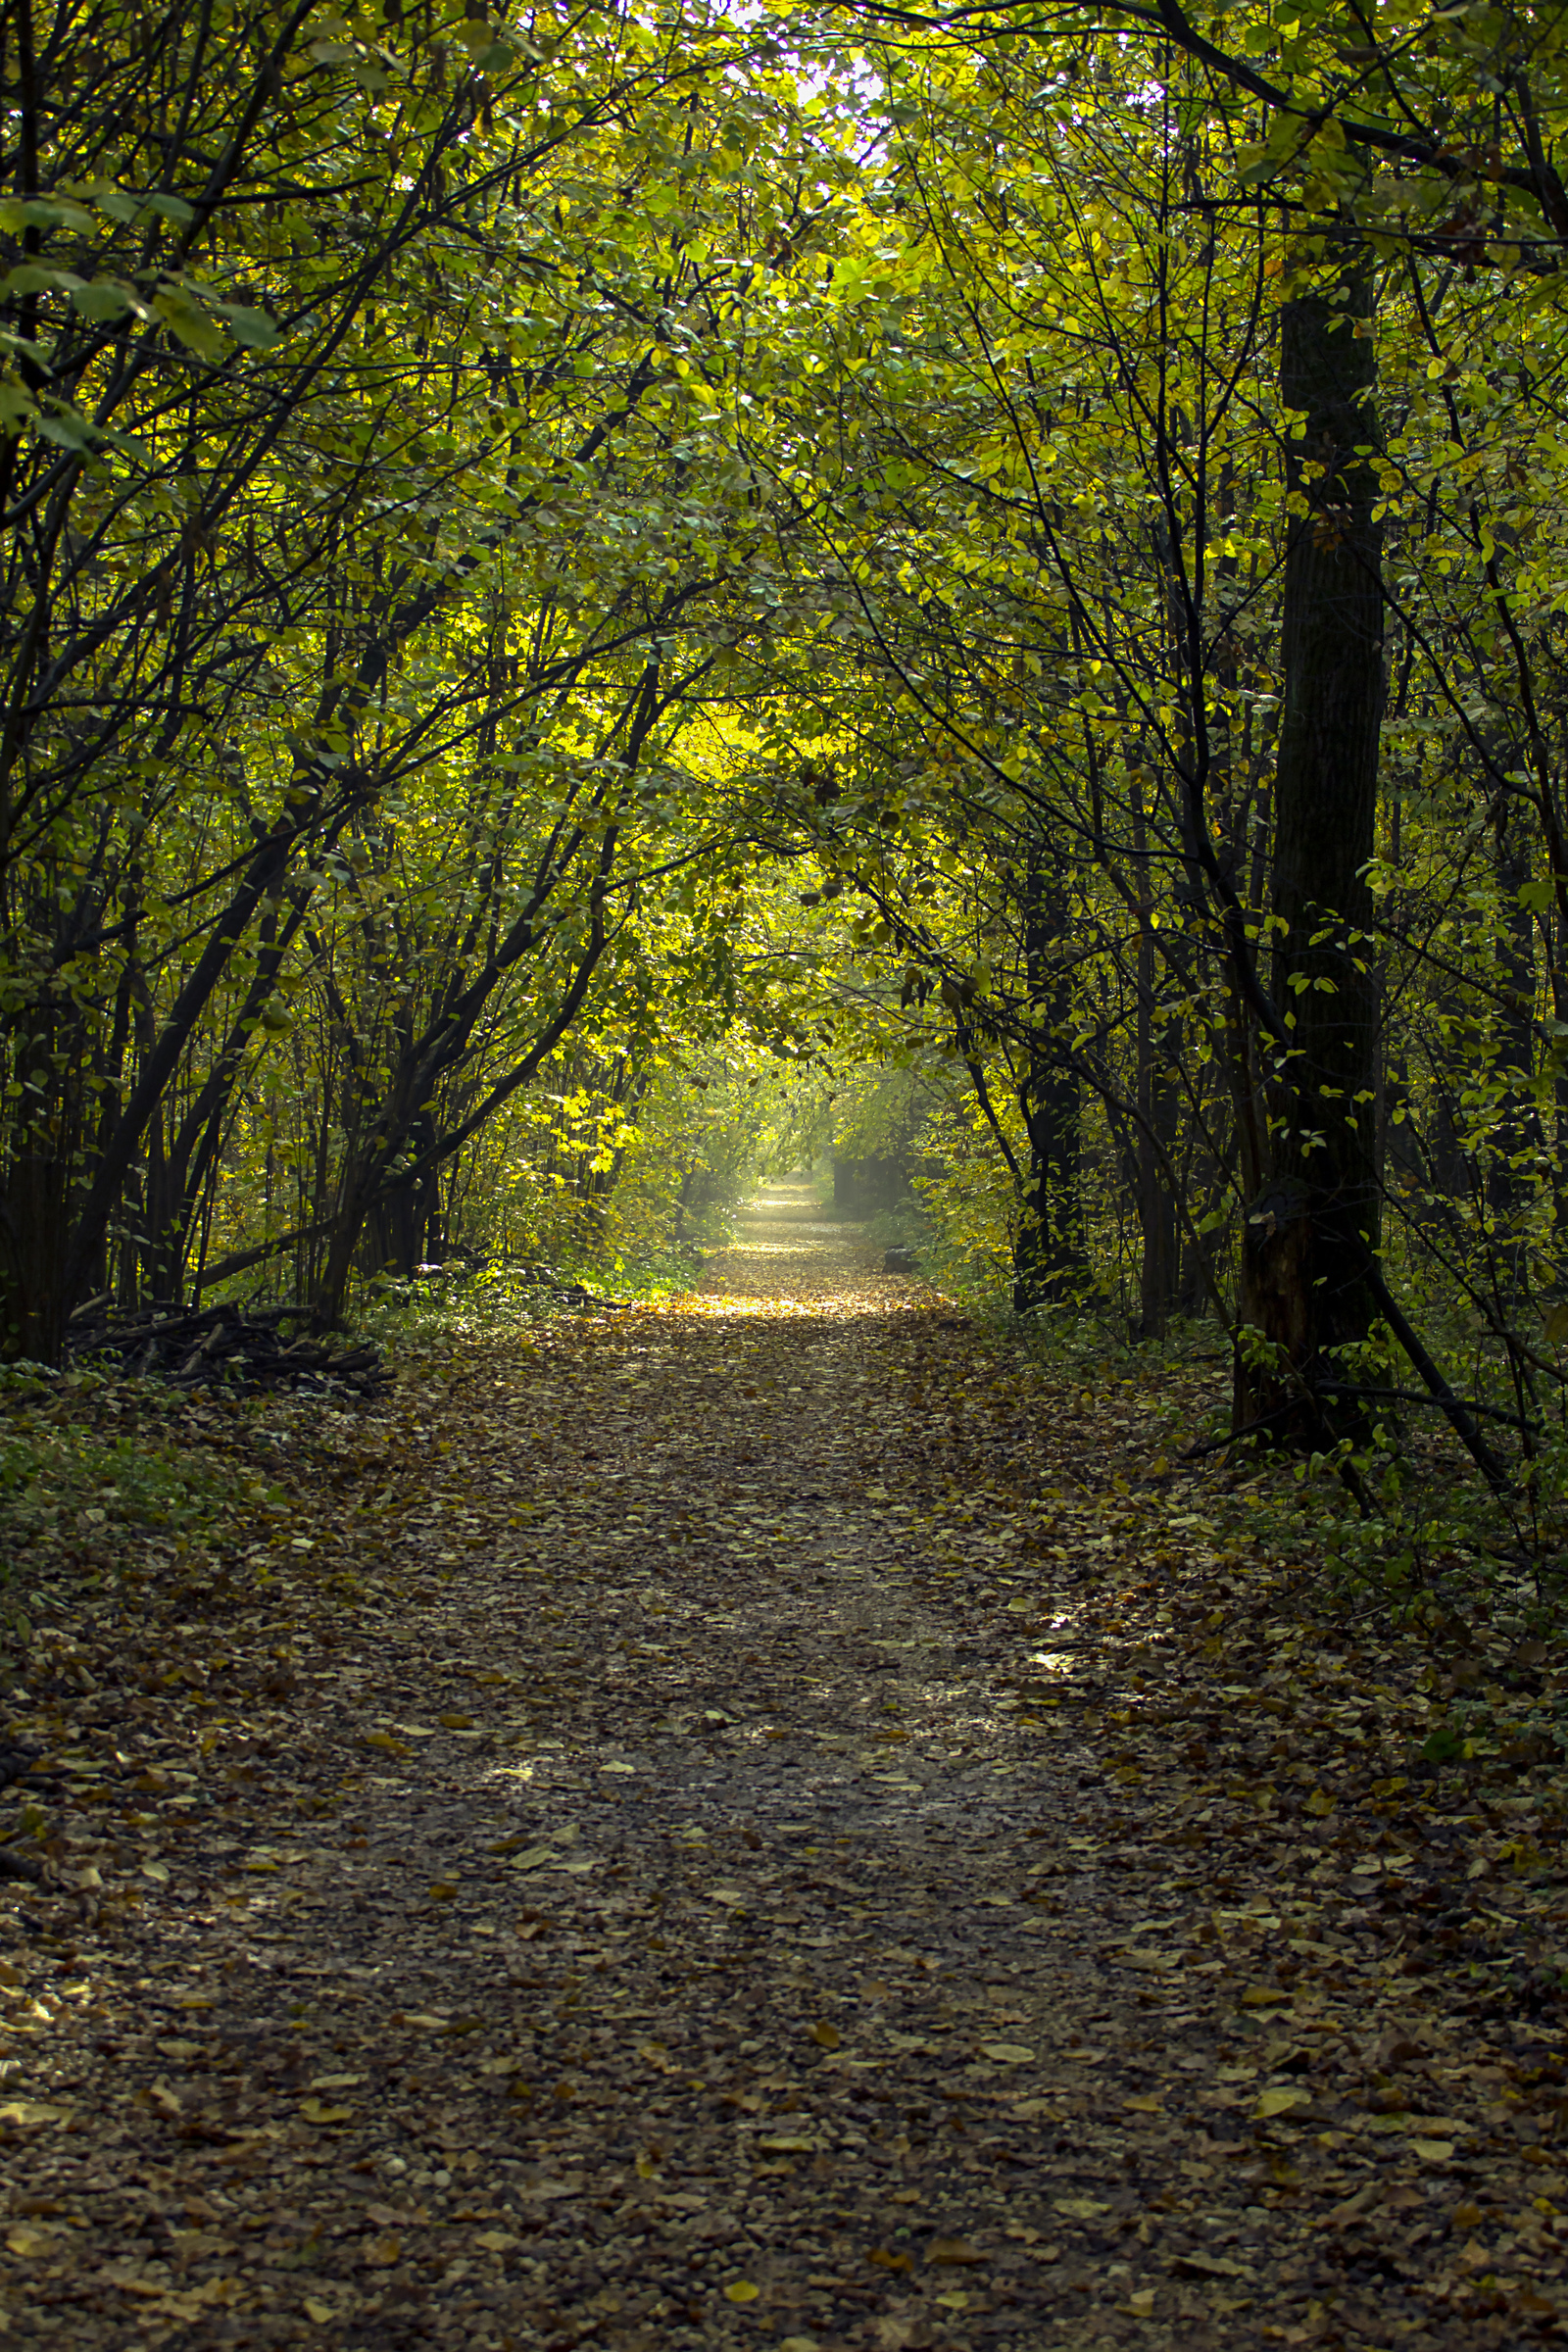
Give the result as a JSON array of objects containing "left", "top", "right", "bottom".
[
  {"left": 0, "top": 1154, "right": 73, "bottom": 1364},
  {"left": 1237, "top": 267, "right": 1386, "bottom": 1437}
]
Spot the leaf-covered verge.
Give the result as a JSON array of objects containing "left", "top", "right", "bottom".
[{"left": 0, "top": 1191, "right": 1565, "bottom": 2349}]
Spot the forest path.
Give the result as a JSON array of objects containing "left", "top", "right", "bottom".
[{"left": 1, "top": 1190, "right": 1558, "bottom": 2349}]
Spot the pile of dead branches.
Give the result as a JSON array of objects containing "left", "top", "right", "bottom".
[{"left": 66, "top": 1300, "right": 388, "bottom": 1397}]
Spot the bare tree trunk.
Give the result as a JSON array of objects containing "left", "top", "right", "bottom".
[
  {"left": 1237, "top": 264, "right": 1386, "bottom": 1436},
  {"left": 1012, "top": 847, "right": 1086, "bottom": 1311}
]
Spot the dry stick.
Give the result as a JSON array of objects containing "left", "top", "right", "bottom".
[
  {"left": 1316, "top": 1381, "right": 1542, "bottom": 1435},
  {"left": 1353, "top": 1246, "right": 1513, "bottom": 1495}
]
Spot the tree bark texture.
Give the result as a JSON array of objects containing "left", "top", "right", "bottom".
[
  {"left": 1012, "top": 849, "right": 1087, "bottom": 1312},
  {"left": 1238, "top": 268, "right": 1386, "bottom": 1434}
]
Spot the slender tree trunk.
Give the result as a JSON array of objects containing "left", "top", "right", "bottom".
[
  {"left": 1488, "top": 791, "right": 1544, "bottom": 1296},
  {"left": 1237, "top": 265, "right": 1386, "bottom": 1435},
  {"left": 1012, "top": 846, "right": 1086, "bottom": 1311},
  {"left": 1134, "top": 927, "right": 1180, "bottom": 1338}
]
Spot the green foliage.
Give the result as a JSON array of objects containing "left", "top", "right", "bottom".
[
  {"left": 0, "top": 1369, "right": 284, "bottom": 1647},
  {"left": 4, "top": 0, "right": 1568, "bottom": 1599}
]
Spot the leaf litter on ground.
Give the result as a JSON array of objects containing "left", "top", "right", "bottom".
[{"left": 0, "top": 1186, "right": 1565, "bottom": 2348}]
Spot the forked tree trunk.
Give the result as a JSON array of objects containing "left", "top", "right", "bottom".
[{"left": 1237, "top": 266, "right": 1386, "bottom": 1437}]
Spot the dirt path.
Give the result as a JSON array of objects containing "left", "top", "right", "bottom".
[{"left": 2, "top": 1188, "right": 1562, "bottom": 2347}]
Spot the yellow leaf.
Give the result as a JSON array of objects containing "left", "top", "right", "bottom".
[
  {"left": 1304, "top": 1789, "right": 1335, "bottom": 1817},
  {"left": 438, "top": 1713, "right": 473, "bottom": 1730},
  {"left": 724, "top": 2279, "right": 761, "bottom": 2303},
  {"left": 299, "top": 2099, "right": 352, "bottom": 2126},
  {"left": 980, "top": 2040, "right": 1035, "bottom": 2064},
  {"left": 1256, "top": 2086, "right": 1309, "bottom": 2119},
  {"left": 0, "top": 2099, "right": 64, "bottom": 2126},
  {"left": 474, "top": 2230, "right": 517, "bottom": 2252},
  {"left": 7, "top": 2222, "right": 59, "bottom": 2256},
  {"left": 141, "top": 1861, "right": 170, "bottom": 1884},
  {"left": 512, "top": 1844, "right": 554, "bottom": 1870},
  {"left": 810, "top": 2019, "right": 841, "bottom": 2048},
  {"left": 310, "top": 2072, "right": 365, "bottom": 2090},
  {"left": 104, "top": 2270, "right": 170, "bottom": 2298},
  {"left": 1242, "top": 1984, "right": 1289, "bottom": 2007},
  {"left": 1124, "top": 2093, "right": 1163, "bottom": 2112},
  {"left": 1126, "top": 2287, "right": 1157, "bottom": 2318},
  {"left": 363, "top": 1730, "right": 407, "bottom": 1755},
  {"left": 304, "top": 2298, "right": 336, "bottom": 2324},
  {"left": 759, "top": 2133, "right": 815, "bottom": 2152},
  {"left": 926, "top": 2236, "right": 985, "bottom": 2266},
  {"left": 361, "top": 2232, "right": 402, "bottom": 2267},
  {"left": 1413, "top": 2138, "right": 1454, "bottom": 2161}
]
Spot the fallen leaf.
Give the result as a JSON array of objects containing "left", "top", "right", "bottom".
[
  {"left": 7, "top": 2222, "right": 61, "bottom": 2256},
  {"left": 1256, "top": 2086, "right": 1311, "bottom": 2119},
  {"left": 980, "top": 2040, "right": 1035, "bottom": 2063},
  {"left": 1173, "top": 2251, "right": 1252, "bottom": 2279},
  {"left": 926, "top": 2236, "right": 985, "bottom": 2266}
]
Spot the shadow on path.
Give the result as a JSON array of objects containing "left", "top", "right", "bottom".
[{"left": 0, "top": 1188, "right": 1501, "bottom": 2351}]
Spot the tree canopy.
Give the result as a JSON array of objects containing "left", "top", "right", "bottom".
[{"left": 6, "top": 0, "right": 1568, "bottom": 1549}]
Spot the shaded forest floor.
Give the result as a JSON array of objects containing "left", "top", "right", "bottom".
[{"left": 3, "top": 1186, "right": 1568, "bottom": 2349}]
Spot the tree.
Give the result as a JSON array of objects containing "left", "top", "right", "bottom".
[{"left": 0, "top": 0, "right": 820, "bottom": 1354}]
